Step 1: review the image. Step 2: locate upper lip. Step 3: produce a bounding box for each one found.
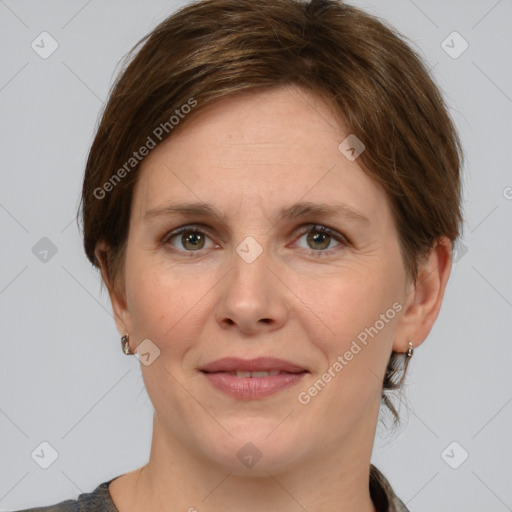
[199,357,308,373]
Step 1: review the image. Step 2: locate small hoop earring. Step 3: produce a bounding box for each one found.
[121,334,133,355]
[406,340,414,358]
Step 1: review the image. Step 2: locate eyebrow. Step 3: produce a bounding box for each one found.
[143,200,370,226]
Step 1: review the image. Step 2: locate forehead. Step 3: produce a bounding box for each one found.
[131,86,389,224]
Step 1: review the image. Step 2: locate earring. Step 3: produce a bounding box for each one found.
[121,334,133,355]
[406,340,414,358]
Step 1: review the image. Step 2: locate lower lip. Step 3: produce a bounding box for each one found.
[201,371,308,399]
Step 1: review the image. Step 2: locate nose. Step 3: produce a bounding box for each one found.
[214,243,290,336]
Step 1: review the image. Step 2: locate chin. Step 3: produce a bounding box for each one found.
[197,423,305,476]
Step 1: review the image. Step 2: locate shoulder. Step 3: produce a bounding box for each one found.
[7,479,118,512]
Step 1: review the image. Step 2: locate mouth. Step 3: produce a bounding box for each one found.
[199,357,309,399]
[206,369,298,378]
[199,356,308,374]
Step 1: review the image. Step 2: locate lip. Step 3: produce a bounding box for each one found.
[199,357,307,373]
[199,357,309,400]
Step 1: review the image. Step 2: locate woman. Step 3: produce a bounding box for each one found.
[14,0,462,510]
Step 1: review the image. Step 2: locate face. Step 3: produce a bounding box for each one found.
[109,86,413,475]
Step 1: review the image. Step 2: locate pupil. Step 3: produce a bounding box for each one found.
[308,231,330,250]
[183,232,204,250]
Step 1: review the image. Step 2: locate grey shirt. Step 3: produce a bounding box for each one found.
[11,465,409,512]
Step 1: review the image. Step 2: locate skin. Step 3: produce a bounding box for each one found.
[96,85,452,512]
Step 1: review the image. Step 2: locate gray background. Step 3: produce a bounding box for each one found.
[1,0,511,510]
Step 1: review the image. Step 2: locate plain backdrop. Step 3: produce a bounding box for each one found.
[1,1,511,511]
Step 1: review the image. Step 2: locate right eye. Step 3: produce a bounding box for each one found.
[162,225,219,256]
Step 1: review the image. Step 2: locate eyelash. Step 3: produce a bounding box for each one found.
[161,224,348,258]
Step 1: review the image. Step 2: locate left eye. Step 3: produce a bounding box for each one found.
[294,225,345,252]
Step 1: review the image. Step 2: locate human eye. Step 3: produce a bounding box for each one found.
[161,224,219,257]
[292,224,348,257]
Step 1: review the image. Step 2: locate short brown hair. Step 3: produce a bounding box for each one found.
[78,0,463,420]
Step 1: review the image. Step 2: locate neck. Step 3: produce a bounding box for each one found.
[114,412,378,512]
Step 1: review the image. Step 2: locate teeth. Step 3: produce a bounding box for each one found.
[233,370,281,378]
[252,371,269,378]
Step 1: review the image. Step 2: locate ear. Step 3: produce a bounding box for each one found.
[393,237,452,353]
[95,240,133,338]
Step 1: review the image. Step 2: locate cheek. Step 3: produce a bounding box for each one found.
[125,256,215,356]
[295,261,402,356]
[291,265,403,430]
[291,260,405,424]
